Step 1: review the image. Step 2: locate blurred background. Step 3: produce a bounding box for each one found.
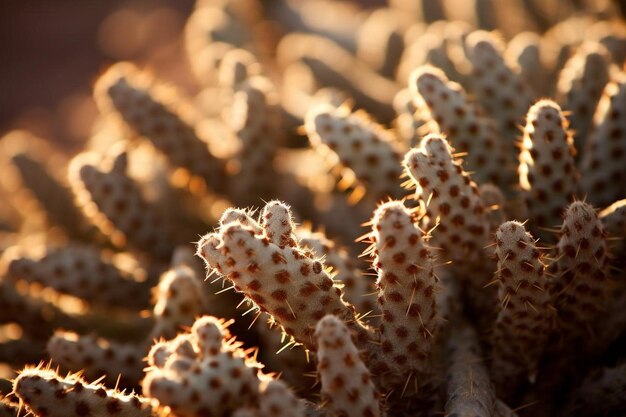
[0,1,196,151]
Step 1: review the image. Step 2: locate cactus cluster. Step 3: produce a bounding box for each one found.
[1,1,626,417]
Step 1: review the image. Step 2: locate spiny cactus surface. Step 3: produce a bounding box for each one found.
[1,1,626,417]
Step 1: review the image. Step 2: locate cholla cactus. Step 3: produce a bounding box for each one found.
[217,49,261,91]
[13,366,153,417]
[490,221,552,397]
[198,199,450,415]
[403,134,490,268]
[197,201,369,350]
[149,262,208,339]
[10,152,95,242]
[403,134,497,326]
[4,2,626,417]
[47,333,146,387]
[185,4,251,85]
[315,315,383,417]
[144,317,306,417]
[297,228,376,318]
[69,150,176,260]
[47,252,206,386]
[143,316,262,417]
[277,33,399,123]
[465,31,534,151]
[226,77,280,204]
[305,104,404,205]
[506,32,546,96]
[392,88,426,148]
[257,380,306,417]
[580,76,626,207]
[356,8,403,79]
[369,201,440,377]
[551,201,610,345]
[410,66,515,190]
[398,20,472,84]
[445,320,517,417]
[519,100,578,239]
[556,42,611,153]
[94,62,226,192]
[6,245,150,309]
[0,281,79,342]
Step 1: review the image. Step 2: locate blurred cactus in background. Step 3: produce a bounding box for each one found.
[0,1,626,416]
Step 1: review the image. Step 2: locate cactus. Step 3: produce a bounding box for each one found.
[490,221,553,397]
[465,31,534,152]
[3,2,626,417]
[69,150,177,260]
[0,396,18,417]
[305,104,405,205]
[356,9,404,79]
[5,245,151,309]
[144,314,308,417]
[556,42,611,154]
[197,201,369,350]
[392,88,426,147]
[47,252,206,386]
[445,320,518,417]
[410,66,515,190]
[519,100,578,240]
[277,33,399,123]
[479,183,507,233]
[297,228,376,318]
[403,134,496,327]
[506,32,546,96]
[94,63,227,192]
[0,280,80,342]
[580,76,626,207]
[600,199,626,267]
[403,134,491,270]
[143,316,262,417]
[315,315,383,417]
[551,201,611,347]
[13,366,154,417]
[9,150,96,242]
[401,20,472,86]
[369,201,440,377]
[225,77,280,204]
